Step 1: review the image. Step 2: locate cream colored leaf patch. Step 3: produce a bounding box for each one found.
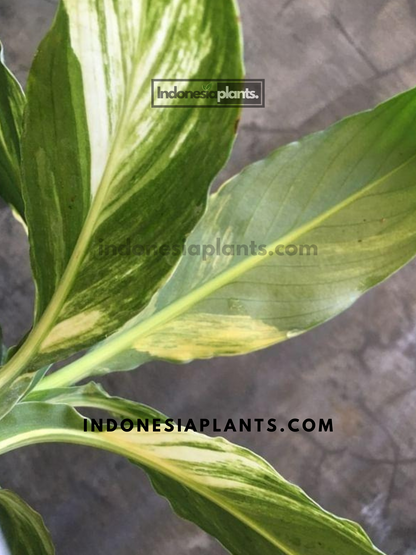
[40,310,103,353]
[136,314,286,362]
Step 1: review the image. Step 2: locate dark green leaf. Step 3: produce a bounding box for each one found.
[0,42,25,217]
[0,489,54,555]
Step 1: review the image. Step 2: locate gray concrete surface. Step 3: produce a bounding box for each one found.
[1,0,416,554]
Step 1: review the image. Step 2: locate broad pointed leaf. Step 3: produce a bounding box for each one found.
[0,489,54,555]
[1,396,384,555]
[18,0,243,370]
[44,86,416,384]
[0,42,25,218]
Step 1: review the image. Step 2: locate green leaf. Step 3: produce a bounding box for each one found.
[0,374,35,421]
[14,0,243,369]
[25,381,166,422]
[0,325,35,421]
[0,42,25,218]
[40,86,416,387]
[0,394,384,555]
[0,334,48,421]
[0,489,54,555]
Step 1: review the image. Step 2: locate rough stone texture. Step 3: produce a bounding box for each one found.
[1,1,416,554]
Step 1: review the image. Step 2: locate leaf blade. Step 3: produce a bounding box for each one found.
[19,0,243,366]
[0,395,384,555]
[47,86,416,382]
[0,489,54,555]
[0,42,25,217]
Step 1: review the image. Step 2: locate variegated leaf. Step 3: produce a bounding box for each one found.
[0,489,54,555]
[0,331,44,420]
[0,0,243,412]
[40,87,416,387]
[13,0,243,369]
[0,329,32,421]
[0,42,25,218]
[2,392,384,555]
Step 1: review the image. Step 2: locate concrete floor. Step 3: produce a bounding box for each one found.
[1,0,416,554]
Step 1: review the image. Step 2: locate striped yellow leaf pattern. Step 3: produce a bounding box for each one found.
[18,0,243,366]
[0,388,385,555]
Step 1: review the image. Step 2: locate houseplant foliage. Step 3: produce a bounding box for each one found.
[0,0,414,552]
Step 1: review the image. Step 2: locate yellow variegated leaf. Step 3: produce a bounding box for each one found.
[0,0,243,414]
[0,489,54,555]
[1,389,385,555]
[41,86,416,386]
